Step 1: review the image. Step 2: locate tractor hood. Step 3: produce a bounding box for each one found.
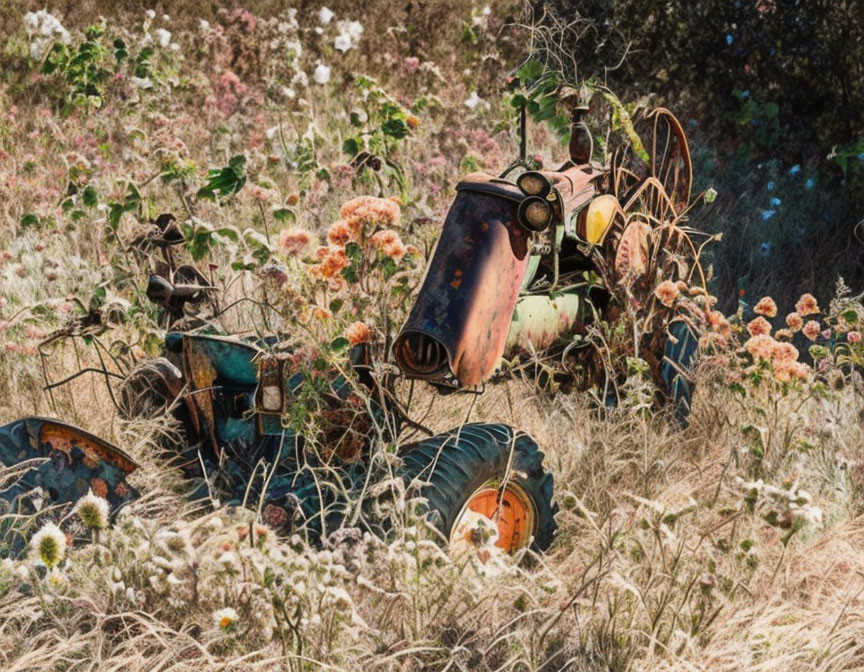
[394,174,531,388]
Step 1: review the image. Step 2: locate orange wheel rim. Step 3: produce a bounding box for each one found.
[451,482,536,553]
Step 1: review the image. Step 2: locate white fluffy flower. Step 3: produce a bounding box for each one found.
[199,19,210,31]
[318,7,334,24]
[464,91,482,109]
[74,490,110,530]
[23,10,70,60]
[292,70,309,88]
[337,19,363,42]
[154,28,172,48]
[281,86,295,99]
[146,9,156,19]
[30,522,66,567]
[313,63,331,85]
[334,33,352,52]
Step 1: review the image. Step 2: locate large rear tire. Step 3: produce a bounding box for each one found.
[118,357,184,420]
[660,319,699,426]
[399,423,558,553]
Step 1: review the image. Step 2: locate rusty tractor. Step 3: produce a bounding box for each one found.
[1,95,702,558]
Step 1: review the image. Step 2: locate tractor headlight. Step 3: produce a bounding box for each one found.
[256,356,284,413]
[516,171,552,198]
[576,194,620,245]
[517,196,553,232]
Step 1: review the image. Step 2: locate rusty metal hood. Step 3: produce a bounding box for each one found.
[394,174,531,387]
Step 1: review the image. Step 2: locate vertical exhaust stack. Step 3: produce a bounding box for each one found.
[393,176,532,388]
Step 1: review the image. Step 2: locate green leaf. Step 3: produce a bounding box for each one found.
[82,185,98,207]
[329,337,350,352]
[382,117,408,139]
[272,208,295,222]
[342,136,361,156]
[20,213,39,228]
[329,298,344,314]
[517,59,543,84]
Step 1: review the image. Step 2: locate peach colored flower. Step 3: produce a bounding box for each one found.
[654,280,679,307]
[699,332,727,349]
[345,321,372,346]
[311,247,349,279]
[795,293,820,316]
[848,331,862,344]
[771,341,799,362]
[745,334,776,360]
[278,228,312,256]
[339,196,401,234]
[327,219,356,246]
[785,312,803,331]
[802,320,820,341]
[754,296,778,318]
[747,316,772,337]
[773,359,810,383]
[775,328,793,340]
[313,307,332,320]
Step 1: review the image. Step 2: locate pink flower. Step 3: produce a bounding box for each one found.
[754,296,778,318]
[277,229,311,256]
[339,196,400,233]
[802,320,821,341]
[771,341,799,362]
[747,316,772,337]
[327,220,357,247]
[848,331,862,344]
[653,280,679,307]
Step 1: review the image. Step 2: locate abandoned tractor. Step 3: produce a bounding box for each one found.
[1,99,703,558]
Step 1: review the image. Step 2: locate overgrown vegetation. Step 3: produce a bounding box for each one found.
[2,3,864,671]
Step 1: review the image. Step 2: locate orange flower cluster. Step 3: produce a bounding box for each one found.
[744,332,809,382]
[754,296,778,317]
[310,246,349,279]
[785,312,803,331]
[747,316,772,337]
[339,196,401,232]
[802,320,821,341]
[370,229,408,260]
[345,321,372,345]
[795,293,820,316]
[326,219,356,246]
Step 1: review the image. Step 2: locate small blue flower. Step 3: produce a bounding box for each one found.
[688,119,697,127]
[751,118,760,127]
[789,164,801,176]
[858,152,864,161]
[726,34,734,45]
[766,181,775,191]
[761,210,776,221]
[805,177,815,189]
[760,241,772,257]
[769,197,782,207]
[741,90,750,99]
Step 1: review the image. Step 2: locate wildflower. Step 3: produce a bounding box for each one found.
[747,316,772,337]
[773,358,808,383]
[31,522,66,567]
[146,9,156,19]
[754,296,778,318]
[318,6,334,24]
[345,321,372,346]
[313,63,331,84]
[199,19,210,31]
[775,328,793,340]
[334,33,351,51]
[766,181,775,191]
[802,320,821,341]
[789,164,801,176]
[130,76,154,89]
[314,307,332,320]
[327,219,356,246]
[725,34,733,45]
[771,341,799,362]
[403,56,420,73]
[653,279,679,307]
[848,331,862,344]
[760,210,775,221]
[703,187,717,204]
[786,312,803,331]
[74,490,110,531]
[247,184,277,203]
[311,247,349,278]
[340,196,400,231]
[406,115,421,129]
[464,91,482,110]
[155,28,172,48]
[769,197,782,207]
[278,228,312,256]
[213,607,239,632]
[745,334,776,360]
[795,293,819,315]
[805,177,815,190]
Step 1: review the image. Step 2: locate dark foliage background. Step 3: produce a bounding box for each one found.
[536,0,864,310]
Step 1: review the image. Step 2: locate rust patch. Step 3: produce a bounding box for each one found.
[38,422,138,474]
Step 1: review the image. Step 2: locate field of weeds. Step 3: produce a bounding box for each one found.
[2,3,864,671]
